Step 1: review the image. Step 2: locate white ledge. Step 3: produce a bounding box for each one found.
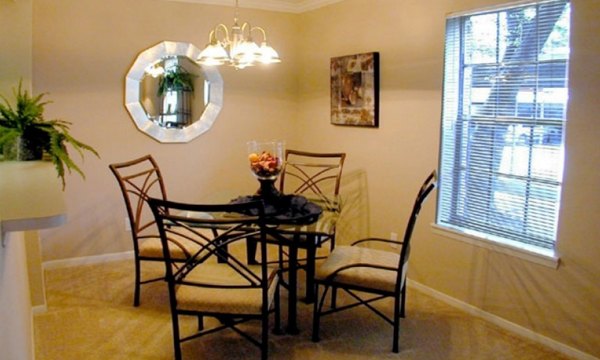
[1,214,67,233]
[0,161,67,236]
[431,223,560,269]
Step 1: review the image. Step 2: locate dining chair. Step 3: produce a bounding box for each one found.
[279,149,346,248]
[279,149,346,299]
[148,198,281,360]
[109,155,205,307]
[248,149,346,303]
[311,170,437,353]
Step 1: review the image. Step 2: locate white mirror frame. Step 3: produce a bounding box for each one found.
[125,41,223,143]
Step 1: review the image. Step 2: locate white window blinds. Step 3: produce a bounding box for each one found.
[437,0,570,250]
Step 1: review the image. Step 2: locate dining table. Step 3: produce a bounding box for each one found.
[183,191,336,335]
[229,193,324,334]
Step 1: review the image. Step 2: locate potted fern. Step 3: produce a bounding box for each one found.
[156,65,196,128]
[157,65,195,96]
[0,81,99,189]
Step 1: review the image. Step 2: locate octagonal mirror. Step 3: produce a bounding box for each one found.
[125,41,223,143]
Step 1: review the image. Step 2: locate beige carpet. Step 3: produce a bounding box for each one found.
[34,259,571,360]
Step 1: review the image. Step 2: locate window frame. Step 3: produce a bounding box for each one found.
[436,0,570,265]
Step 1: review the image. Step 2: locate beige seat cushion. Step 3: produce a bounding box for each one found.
[177,264,279,315]
[315,245,402,293]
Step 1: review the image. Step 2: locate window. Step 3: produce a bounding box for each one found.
[437,0,570,252]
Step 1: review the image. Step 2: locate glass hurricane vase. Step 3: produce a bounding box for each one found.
[247,140,285,202]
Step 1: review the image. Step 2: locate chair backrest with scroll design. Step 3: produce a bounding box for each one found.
[147,198,280,360]
[279,149,346,210]
[110,154,202,307]
[110,155,167,244]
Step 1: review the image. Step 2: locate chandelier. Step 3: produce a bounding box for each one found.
[197,0,281,70]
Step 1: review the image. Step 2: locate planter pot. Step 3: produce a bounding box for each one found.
[159,89,192,128]
[2,136,44,161]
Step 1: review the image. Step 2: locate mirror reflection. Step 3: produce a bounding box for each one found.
[141,56,207,129]
[125,41,223,143]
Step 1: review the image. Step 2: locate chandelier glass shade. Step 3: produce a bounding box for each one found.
[197,1,281,69]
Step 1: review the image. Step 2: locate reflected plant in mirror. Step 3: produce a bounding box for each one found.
[143,58,200,129]
[125,41,223,143]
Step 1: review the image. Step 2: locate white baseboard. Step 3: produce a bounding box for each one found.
[407,279,599,360]
[43,251,133,270]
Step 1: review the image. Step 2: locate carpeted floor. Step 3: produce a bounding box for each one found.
[34,259,571,360]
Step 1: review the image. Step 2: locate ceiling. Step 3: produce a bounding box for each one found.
[165,0,344,13]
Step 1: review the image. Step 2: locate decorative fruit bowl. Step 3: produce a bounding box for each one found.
[249,150,283,180]
[247,140,285,201]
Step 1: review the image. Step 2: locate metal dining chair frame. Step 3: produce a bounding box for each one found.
[312,170,437,353]
[278,150,346,299]
[247,149,346,304]
[109,155,205,306]
[148,198,281,360]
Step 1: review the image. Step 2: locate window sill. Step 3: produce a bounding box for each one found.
[431,224,560,269]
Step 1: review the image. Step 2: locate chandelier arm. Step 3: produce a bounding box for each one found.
[207,29,216,44]
[250,26,268,43]
[240,22,253,41]
[213,23,231,44]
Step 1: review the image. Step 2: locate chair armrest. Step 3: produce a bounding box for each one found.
[351,237,404,247]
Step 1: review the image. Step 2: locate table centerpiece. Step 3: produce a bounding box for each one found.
[247,140,285,202]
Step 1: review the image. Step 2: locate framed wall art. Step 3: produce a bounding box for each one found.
[330,52,379,127]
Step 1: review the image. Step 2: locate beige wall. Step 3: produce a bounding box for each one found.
[0,0,32,92]
[32,0,299,258]
[23,0,600,357]
[296,0,600,357]
[1,1,36,358]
